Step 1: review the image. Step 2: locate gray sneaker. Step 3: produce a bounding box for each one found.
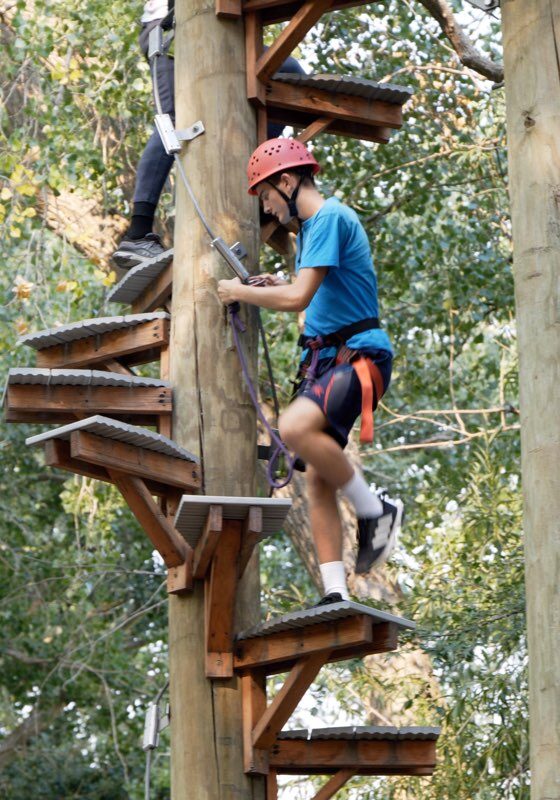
[112,233,165,269]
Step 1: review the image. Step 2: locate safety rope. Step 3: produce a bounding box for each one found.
[149,40,294,488]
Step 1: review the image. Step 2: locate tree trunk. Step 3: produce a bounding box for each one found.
[502,3,560,797]
[168,1,262,798]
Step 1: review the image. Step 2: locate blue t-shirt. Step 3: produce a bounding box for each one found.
[296,196,392,356]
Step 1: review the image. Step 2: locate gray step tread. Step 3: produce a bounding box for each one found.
[107,250,173,305]
[26,414,199,463]
[278,726,440,741]
[273,72,414,105]
[18,312,169,350]
[174,494,292,548]
[7,368,169,389]
[236,600,415,641]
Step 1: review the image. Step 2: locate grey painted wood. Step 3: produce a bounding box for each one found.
[107,249,173,305]
[19,312,169,350]
[174,495,291,547]
[277,726,440,741]
[273,73,413,105]
[26,414,199,463]
[7,368,169,388]
[236,599,415,641]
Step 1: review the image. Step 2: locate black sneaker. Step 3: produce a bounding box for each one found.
[355,493,403,574]
[112,233,165,269]
[313,592,344,607]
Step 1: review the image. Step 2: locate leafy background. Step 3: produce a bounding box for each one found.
[0,0,527,797]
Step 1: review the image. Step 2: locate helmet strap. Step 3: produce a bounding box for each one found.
[268,174,305,221]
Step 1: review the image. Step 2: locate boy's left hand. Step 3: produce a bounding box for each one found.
[217,277,241,305]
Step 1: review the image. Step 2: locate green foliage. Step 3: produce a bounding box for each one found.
[0,0,528,798]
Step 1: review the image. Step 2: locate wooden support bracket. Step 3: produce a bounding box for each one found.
[241,670,269,774]
[70,430,201,492]
[43,438,182,499]
[255,0,333,86]
[193,505,223,579]
[204,519,242,678]
[312,770,353,800]
[239,506,263,576]
[252,651,329,753]
[108,469,191,570]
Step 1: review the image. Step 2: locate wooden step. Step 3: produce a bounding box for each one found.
[107,250,173,313]
[235,600,414,674]
[173,495,292,677]
[26,415,199,576]
[18,312,170,369]
[220,0,365,25]
[269,726,439,790]
[4,368,171,425]
[267,73,413,144]
[26,415,200,495]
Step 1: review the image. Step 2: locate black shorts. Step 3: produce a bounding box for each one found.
[296,350,392,448]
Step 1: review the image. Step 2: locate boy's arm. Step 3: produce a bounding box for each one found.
[218,267,327,312]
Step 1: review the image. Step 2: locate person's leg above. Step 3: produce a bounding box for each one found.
[113,43,175,268]
[306,465,349,602]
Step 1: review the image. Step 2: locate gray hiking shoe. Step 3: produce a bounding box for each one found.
[112,233,165,269]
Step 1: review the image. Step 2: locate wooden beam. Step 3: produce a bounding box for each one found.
[108,470,191,568]
[241,670,269,774]
[131,261,173,314]
[215,0,242,18]
[255,0,334,85]
[266,81,403,130]
[4,384,172,421]
[167,559,194,595]
[69,430,201,492]
[35,318,170,369]
[43,438,180,497]
[205,519,242,678]
[246,12,265,106]
[297,117,332,143]
[193,505,223,579]
[266,770,278,800]
[97,359,136,376]
[270,737,438,775]
[312,770,353,800]
[242,0,362,25]
[239,506,263,576]
[235,619,398,674]
[252,652,328,751]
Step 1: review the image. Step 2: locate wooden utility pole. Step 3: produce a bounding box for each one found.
[168,0,262,797]
[502,3,560,796]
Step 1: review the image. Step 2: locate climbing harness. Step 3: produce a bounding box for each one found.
[148,25,295,488]
[297,318,385,444]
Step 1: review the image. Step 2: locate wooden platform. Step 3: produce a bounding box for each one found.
[4,368,171,425]
[107,249,173,312]
[18,312,170,370]
[235,600,414,674]
[267,73,412,144]
[26,415,200,494]
[271,726,439,776]
[174,494,292,548]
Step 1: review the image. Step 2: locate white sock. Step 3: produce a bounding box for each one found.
[340,468,383,517]
[319,561,349,600]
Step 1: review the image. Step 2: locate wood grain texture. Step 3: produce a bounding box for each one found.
[169,0,261,795]
[502,3,560,797]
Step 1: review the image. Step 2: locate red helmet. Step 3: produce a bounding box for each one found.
[247,138,320,195]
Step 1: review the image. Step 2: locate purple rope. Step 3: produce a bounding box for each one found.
[228,304,295,490]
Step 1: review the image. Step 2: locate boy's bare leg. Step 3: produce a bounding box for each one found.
[279,397,353,487]
[306,465,343,563]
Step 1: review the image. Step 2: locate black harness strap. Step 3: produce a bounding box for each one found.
[297,317,380,349]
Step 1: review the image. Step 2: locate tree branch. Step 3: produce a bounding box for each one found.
[418,0,504,83]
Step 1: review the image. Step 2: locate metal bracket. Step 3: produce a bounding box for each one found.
[155,115,205,155]
[231,242,248,261]
[464,0,499,11]
[142,702,170,751]
[211,237,251,282]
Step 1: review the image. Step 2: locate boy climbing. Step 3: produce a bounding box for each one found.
[217,138,403,604]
